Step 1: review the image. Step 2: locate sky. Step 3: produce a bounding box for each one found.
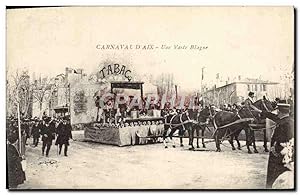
[6,6,294,90]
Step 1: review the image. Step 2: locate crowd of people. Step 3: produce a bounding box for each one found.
[7,91,294,189]
[95,95,205,125]
[6,115,73,188]
[95,92,294,126]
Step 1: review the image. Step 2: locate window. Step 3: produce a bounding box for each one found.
[255,84,257,91]
[263,84,266,91]
[247,84,250,91]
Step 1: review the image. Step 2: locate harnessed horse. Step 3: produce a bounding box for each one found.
[212,99,274,153]
[248,99,275,152]
[162,109,197,149]
[190,106,214,149]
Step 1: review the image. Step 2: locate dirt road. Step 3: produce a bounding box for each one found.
[18,131,269,189]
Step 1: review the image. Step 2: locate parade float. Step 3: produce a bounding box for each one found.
[68,64,165,146]
[83,81,164,146]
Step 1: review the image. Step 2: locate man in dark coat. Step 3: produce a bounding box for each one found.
[244,91,262,112]
[21,119,30,145]
[261,103,294,188]
[31,119,41,147]
[40,117,56,157]
[55,117,72,156]
[7,129,26,188]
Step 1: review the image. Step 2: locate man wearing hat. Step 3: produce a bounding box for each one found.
[7,129,26,188]
[31,118,41,147]
[244,91,262,112]
[55,116,72,156]
[260,102,294,188]
[21,119,30,145]
[40,117,56,157]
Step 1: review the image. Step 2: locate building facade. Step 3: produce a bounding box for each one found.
[203,79,280,107]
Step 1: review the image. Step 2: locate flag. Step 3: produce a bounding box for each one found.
[74,69,83,74]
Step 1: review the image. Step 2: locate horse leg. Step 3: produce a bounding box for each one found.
[179,129,184,147]
[235,135,241,150]
[188,126,195,150]
[263,129,269,152]
[169,128,176,148]
[252,131,258,153]
[163,126,169,148]
[196,127,200,148]
[245,128,252,154]
[214,130,221,152]
[229,134,236,150]
[202,127,206,148]
[96,108,99,122]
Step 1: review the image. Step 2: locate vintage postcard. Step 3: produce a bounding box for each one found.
[6,6,295,190]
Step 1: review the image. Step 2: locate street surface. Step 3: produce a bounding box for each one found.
[18,131,269,189]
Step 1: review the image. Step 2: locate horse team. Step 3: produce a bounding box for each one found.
[162,99,275,154]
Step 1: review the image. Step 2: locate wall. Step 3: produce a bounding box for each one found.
[204,82,281,107]
[218,84,237,106]
[70,82,102,125]
[267,83,289,100]
[236,83,280,101]
[203,84,237,107]
[56,87,68,107]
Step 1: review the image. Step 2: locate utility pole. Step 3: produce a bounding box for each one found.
[16,84,24,156]
[175,85,178,100]
[17,102,22,153]
[200,67,205,95]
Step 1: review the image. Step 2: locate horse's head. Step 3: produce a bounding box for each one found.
[184,109,198,121]
[239,99,275,122]
[198,106,213,123]
[254,99,275,112]
[238,106,260,122]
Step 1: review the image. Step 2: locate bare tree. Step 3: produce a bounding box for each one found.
[7,70,32,117]
[31,77,55,117]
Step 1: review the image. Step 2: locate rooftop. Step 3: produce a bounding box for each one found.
[205,78,279,93]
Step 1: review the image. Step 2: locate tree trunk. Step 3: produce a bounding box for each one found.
[39,102,43,117]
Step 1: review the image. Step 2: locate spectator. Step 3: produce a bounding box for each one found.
[31,119,41,147]
[7,130,26,188]
[55,117,73,157]
[40,117,55,157]
[260,103,294,188]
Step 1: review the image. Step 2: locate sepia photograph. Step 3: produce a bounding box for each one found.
[5,6,295,190]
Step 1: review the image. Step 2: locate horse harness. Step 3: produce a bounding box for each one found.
[164,111,194,131]
[261,100,271,112]
[211,107,255,140]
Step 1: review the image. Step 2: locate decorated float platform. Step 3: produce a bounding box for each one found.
[84,117,165,146]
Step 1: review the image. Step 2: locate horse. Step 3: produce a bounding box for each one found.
[212,99,274,153]
[247,98,275,152]
[191,106,214,148]
[212,108,252,153]
[232,99,274,153]
[162,109,198,149]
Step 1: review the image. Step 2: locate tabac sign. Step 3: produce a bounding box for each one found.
[98,64,133,81]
